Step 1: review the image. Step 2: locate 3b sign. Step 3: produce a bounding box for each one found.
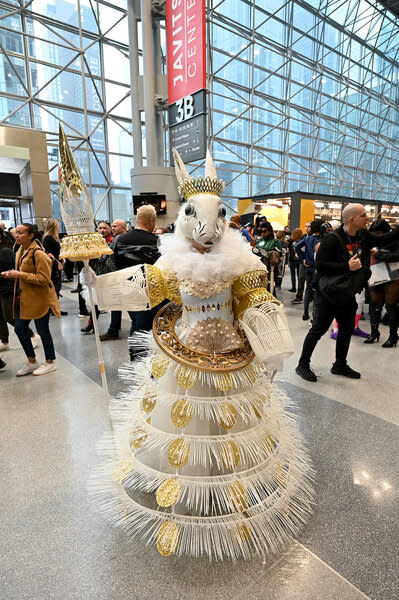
[175,95,194,123]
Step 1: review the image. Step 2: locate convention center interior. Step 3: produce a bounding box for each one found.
[1,0,399,599]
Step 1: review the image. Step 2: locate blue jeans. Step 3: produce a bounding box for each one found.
[14,309,56,361]
[304,266,315,315]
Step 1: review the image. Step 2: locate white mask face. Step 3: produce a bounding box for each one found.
[177,193,226,249]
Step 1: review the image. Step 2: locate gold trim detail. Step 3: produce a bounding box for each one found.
[167,438,190,468]
[179,277,233,299]
[59,232,113,262]
[220,441,240,470]
[153,303,254,373]
[156,478,182,508]
[183,299,232,313]
[146,265,182,307]
[232,270,269,298]
[156,521,179,556]
[228,481,249,513]
[234,289,279,319]
[171,399,193,428]
[219,402,238,430]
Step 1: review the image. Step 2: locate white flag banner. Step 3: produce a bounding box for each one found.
[95,265,150,311]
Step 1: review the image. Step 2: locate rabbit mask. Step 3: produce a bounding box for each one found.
[173,148,226,251]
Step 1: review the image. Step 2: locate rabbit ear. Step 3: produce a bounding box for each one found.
[205,148,217,179]
[172,147,190,185]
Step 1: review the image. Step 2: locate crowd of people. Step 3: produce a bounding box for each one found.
[1,203,399,380]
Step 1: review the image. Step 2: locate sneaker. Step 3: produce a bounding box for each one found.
[71,287,80,293]
[291,298,303,304]
[16,361,39,377]
[31,334,40,349]
[0,358,6,369]
[331,364,361,379]
[288,288,296,292]
[302,313,310,320]
[79,312,90,318]
[100,332,119,341]
[353,327,369,338]
[295,364,317,382]
[330,329,338,340]
[33,362,56,376]
[61,311,68,316]
[0,342,10,351]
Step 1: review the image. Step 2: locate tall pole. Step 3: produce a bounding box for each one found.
[128,0,143,168]
[141,0,157,167]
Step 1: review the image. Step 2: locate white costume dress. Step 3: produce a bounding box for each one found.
[90,229,313,560]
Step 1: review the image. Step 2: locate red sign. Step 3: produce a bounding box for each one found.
[166,0,206,105]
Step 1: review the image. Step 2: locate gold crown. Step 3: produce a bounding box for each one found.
[178,175,225,200]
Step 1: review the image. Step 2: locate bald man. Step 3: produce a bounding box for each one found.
[111,219,127,237]
[296,203,399,382]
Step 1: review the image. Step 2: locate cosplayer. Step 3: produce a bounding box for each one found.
[87,150,313,560]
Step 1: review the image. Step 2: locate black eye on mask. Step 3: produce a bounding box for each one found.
[219,206,226,218]
[185,204,195,216]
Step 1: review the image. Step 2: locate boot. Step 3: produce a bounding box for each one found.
[364,302,382,344]
[364,305,381,344]
[81,317,94,334]
[381,305,399,348]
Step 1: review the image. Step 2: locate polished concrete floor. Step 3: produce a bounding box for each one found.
[0,279,398,600]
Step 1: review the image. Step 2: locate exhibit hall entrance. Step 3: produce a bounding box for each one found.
[0,197,33,228]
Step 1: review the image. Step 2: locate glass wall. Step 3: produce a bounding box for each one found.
[206,0,399,209]
[1,0,398,217]
[0,0,132,222]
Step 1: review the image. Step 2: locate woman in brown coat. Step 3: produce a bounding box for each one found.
[0,223,60,376]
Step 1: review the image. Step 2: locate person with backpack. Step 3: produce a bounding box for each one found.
[0,223,60,376]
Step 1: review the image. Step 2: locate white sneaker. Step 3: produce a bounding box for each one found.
[0,342,10,351]
[31,334,41,349]
[16,361,39,377]
[33,362,56,376]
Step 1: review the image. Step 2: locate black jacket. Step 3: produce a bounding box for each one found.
[316,225,399,276]
[113,229,160,270]
[0,242,15,294]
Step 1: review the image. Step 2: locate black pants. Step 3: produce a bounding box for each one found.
[298,291,357,368]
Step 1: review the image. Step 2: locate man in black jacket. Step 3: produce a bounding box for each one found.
[296,203,399,382]
[100,205,160,341]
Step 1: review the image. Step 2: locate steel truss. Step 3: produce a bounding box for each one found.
[0,0,398,217]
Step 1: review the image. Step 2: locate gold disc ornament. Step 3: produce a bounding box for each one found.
[228,481,249,513]
[113,460,134,482]
[151,354,169,379]
[176,366,198,389]
[167,438,190,468]
[171,399,193,428]
[156,520,179,556]
[156,478,182,507]
[220,441,240,470]
[219,402,238,430]
[130,426,148,450]
[142,393,156,414]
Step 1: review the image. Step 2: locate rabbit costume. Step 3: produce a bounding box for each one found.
[89,150,313,560]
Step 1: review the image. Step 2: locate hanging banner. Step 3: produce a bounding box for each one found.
[166,0,207,106]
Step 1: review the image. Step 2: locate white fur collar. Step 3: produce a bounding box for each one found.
[159,228,263,282]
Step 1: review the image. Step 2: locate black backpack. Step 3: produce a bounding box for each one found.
[32,247,58,287]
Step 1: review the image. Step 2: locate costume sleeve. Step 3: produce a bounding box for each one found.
[19,251,52,286]
[95,264,181,311]
[232,269,279,319]
[316,235,349,275]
